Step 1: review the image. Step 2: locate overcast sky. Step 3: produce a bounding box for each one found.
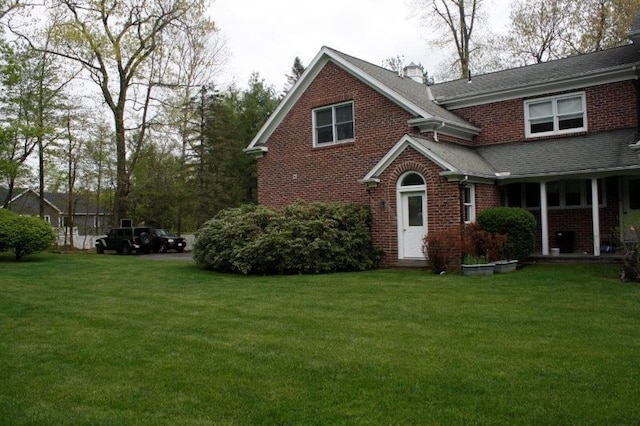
[208,0,512,92]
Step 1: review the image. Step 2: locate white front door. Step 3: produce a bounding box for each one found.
[400,191,427,258]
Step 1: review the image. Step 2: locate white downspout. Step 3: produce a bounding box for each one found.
[591,178,601,256]
[433,121,445,142]
[540,182,549,256]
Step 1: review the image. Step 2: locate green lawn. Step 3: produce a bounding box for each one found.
[1,253,639,425]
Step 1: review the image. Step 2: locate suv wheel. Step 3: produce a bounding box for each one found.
[121,243,132,255]
[139,232,151,246]
[159,242,168,253]
[96,243,105,254]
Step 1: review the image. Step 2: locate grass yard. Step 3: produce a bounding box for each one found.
[1,253,639,425]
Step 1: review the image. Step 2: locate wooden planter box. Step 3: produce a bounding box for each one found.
[494,260,518,273]
[462,263,495,276]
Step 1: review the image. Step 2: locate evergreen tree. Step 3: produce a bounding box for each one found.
[284,56,305,93]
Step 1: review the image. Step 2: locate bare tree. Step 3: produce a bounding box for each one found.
[161,18,226,233]
[502,0,570,65]
[563,0,640,54]
[499,0,640,68]
[413,0,484,79]
[283,56,305,93]
[38,0,217,226]
[0,0,23,22]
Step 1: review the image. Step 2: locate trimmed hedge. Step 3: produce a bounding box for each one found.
[193,202,383,275]
[476,207,536,261]
[0,209,56,260]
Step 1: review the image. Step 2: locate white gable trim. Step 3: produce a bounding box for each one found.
[245,51,327,151]
[359,134,456,187]
[325,50,435,119]
[246,47,437,151]
[25,189,62,213]
[6,188,62,213]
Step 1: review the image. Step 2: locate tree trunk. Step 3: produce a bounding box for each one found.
[112,101,129,228]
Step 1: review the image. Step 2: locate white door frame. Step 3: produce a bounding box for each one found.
[397,172,427,259]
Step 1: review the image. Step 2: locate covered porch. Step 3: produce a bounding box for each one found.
[475,128,640,258]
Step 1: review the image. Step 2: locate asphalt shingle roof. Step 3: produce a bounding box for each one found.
[477,128,640,178]
[329,45,640,178]
[412,137,495,177]
[328,48,476,128]
[403,129,640,179]
[0,188,109,214]
[430,44,640,102]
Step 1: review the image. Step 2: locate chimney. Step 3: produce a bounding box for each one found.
[403,62,424,84]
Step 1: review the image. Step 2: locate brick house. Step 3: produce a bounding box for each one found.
[246,25,640,267]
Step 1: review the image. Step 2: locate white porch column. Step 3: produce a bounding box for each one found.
[591,178,601,256]
[540,182,549,256]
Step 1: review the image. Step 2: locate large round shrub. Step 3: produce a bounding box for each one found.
[0,210,55,260]
[476,207,536,261]
[0,208,16,253]
[193,202,383,274]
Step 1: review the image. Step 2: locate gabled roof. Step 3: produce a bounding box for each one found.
[430,44,640,108]
[246,46,480,151]
[361,135,496,186]
[328,49,477,130]
[361,129,640,185]
[0,188,61,213]
[0,187,110,214]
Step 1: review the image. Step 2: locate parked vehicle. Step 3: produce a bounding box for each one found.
[150,229,186,253]
[95,227,153,255]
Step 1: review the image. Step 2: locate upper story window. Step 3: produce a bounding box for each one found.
[313,102,354,146]
[525,93,586,137]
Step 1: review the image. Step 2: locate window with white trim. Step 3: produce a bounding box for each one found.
[313,102,354,146]
[525,93,586,137]
[462,184,476,223]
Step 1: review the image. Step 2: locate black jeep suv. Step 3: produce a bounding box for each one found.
[95,227,153,255]
[150,229,186,253]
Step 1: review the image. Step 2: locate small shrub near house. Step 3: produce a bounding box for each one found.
[476,207,536,261]
[0,209,56,260]
[461,222,507,263]
[422,227,461,273]
[193,202,383,275]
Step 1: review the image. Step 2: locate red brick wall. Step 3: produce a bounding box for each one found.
[453,80,638,146]
[256,60,634,264]
[257,61,421,209]
[367,148,462,263]
[257,62,497,265]
[476,184,501,214]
